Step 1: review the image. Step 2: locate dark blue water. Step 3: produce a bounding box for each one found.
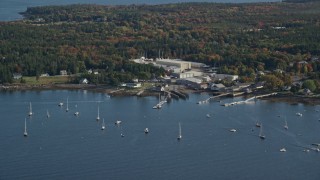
[0,0,280,21]
[0,90,319,179]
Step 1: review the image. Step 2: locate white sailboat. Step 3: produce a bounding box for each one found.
[46,109,50,118]
[96,105,100,121]
[255,121,261,128]
[120,125,124,137]
[28,102,33,116]
[74,104,79,116]
[101,118,105,130]
[24,118,28,137]
[66,97,69,112]
[259,123,266,140]
[280,148,286,152]
[177,122,182,140]
[144,128,149,134]
[284,119,288,130]
[115,120,122,125]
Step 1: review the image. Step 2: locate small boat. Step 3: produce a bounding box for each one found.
[28,102,33,116]
[58,102,63,107]
[144,128,149,134]
[259,124,266,140]
[311,147,320,152]
[284,120,288,130]
[23,118,28,137]
[120,126,124,137]
[153,104,161,109]
[115,120,122,125]
[280,148,286,152]
[296,112,302,117]
[177,122,182,140]
[96,105,100,121]
[303,149,310,153]
[206,114,211,118]
[153,94,162,109]
[46,109,50,118]
[229,129,237,132]
[255,121,261,128]
[66,97,69,112]
[74,104,79,116]
[101,118,105,130]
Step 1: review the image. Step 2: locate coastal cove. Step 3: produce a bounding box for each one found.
[0,90,320,179]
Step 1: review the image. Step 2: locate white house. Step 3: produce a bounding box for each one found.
[60,70,67,76]
[13,73,22,79]
[79,78,89,84]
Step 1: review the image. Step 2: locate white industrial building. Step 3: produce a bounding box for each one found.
[155,59,191,73]
[210,74,239,81]
[172,70,203,79]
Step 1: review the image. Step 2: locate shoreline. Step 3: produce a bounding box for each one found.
[1,83,320,105]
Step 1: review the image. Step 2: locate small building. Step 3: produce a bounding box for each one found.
[177,77,205,89]
[210,74,238,81]
[132,79,139,83]
[126,83,142,88]
[79,78,89,84]
[13,73,22,79]
[210,83,225,91]
[60,70,67,76]
[93,70,99,75]
[40,73,50,77]
[202,76,212,82]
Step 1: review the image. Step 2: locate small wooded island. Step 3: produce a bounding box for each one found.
[1,1,320,102]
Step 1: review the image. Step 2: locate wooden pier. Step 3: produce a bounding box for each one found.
[222,92,277,107]
[197,93,229,104]
[153,92,170,109]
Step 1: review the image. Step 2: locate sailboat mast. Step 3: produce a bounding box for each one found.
[179,123,181,136]
[66,97,69,112]
[25,118,27,132]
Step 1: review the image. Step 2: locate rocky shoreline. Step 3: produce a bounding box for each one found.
[1,84,320,105]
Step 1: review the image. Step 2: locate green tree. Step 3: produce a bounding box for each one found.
[302,80,317,92]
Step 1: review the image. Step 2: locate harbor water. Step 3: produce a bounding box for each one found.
[0,90,319,179]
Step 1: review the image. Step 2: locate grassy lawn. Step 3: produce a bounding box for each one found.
[15,76,71,85]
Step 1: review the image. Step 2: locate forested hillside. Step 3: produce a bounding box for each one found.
[1,2,320,84]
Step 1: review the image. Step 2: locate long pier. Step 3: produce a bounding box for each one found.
[197,93,229,104]
[153,92,170,109]
[222,92,277,107]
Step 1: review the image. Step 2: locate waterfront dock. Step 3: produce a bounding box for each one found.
[197,93,229,104]
[153,92,170,109]
[222,93,277,106]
